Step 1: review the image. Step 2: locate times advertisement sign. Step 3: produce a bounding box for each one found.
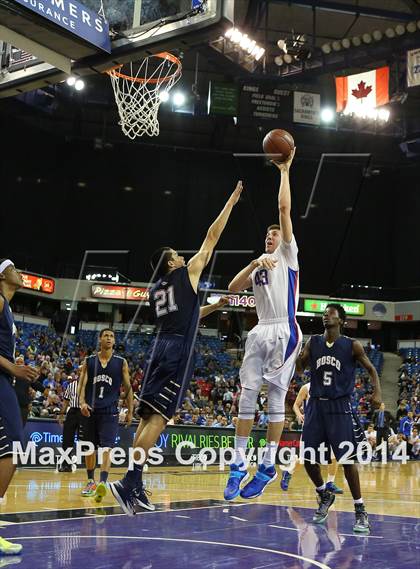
[91,284,150,302]
[21,272,55,294]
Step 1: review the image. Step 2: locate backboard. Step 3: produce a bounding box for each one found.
[0,0,233,98]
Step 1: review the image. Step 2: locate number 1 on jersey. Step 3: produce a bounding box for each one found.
[98,386,105,399]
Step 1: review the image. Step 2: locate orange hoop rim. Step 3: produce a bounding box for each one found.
[105,52,181,85]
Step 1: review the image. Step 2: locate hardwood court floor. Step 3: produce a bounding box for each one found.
[1,461,418,518]
[0,463,418,569]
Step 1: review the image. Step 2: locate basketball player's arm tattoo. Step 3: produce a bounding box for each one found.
[122,360,134,419]
[188,181,243,291]
[295,338,311,374]
[352,341,382,405]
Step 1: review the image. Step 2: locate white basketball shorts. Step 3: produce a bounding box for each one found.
[239,317,302,391]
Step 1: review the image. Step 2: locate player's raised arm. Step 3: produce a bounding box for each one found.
[352,340,382,408]
[199,296,230,320]
[228,256,278,293]
[187,181,243,292]
[272,148,295,244]
[295,337,311,375]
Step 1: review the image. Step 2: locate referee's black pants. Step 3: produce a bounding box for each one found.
[63,408,82,456]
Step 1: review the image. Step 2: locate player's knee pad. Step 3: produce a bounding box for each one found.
[267,383,286,423]
[238,387,259,420]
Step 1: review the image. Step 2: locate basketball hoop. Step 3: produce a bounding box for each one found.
[105,52,182,139]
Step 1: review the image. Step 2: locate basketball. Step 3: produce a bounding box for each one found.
[263,129,295,162]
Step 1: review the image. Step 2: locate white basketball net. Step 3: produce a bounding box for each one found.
[107,53,182,139]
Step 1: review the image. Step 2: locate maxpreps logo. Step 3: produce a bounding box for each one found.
[29,431,63,446]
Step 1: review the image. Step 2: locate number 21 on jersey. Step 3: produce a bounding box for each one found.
[154,285,178,317]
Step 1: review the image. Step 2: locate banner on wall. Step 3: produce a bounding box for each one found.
[407,48,420,87]
[21,273,55,294]
[335,66,389,113]
[91,285,149,302]
[293,91,320,125]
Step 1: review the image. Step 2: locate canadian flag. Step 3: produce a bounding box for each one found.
[335,67,389,113]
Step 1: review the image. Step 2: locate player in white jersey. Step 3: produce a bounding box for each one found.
[224,149,303,500]
[280,382,343,494]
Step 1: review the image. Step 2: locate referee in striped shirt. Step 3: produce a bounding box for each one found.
[57,375,81,473]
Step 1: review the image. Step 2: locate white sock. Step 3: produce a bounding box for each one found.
[234,436,249,468]
[354,498,364,505]
[316,484,326,492]
[327,474,335,483]
[286,454,299,474]
[262,442,278,468]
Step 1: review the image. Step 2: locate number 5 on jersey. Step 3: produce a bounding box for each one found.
[323,371,333,386]
[154,285,178,317]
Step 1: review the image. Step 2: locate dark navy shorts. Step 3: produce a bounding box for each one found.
[301,396,366,464]
[79,405,119,449]
[0,374,24,459]
[139,334,196,422]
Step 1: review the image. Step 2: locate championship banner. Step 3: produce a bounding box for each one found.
[407,48,420,88]
[335,67,389,113]
[293,91,320,125]
[21,273,55,294]
[91,284,149,302]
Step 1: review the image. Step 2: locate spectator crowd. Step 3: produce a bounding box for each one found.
[12,323,420,458]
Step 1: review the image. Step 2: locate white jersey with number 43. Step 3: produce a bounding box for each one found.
[251,235,300,321]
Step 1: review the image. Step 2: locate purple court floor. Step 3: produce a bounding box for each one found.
[0,501,418,568]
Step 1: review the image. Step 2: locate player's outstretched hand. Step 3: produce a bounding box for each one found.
[81,403,92,417]
[271,147,296,171]
[13,363,39,381]
[252,257,278,271]
[216,296,231,308]
[229,180,243,205]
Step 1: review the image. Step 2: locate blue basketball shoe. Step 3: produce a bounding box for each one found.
[280,470,292,491]
[224,464,250,501]
[326,481,344,494]
[109,480,137,516]
[240,465,277,499]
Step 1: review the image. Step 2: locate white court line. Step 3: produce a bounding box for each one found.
[339,533,383,539]
[1,504,230,526]
[175,515,191,519]
[269,524,383,539]
[9,535,332,569]
[269,525,299,532]
[230,516,248,522]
